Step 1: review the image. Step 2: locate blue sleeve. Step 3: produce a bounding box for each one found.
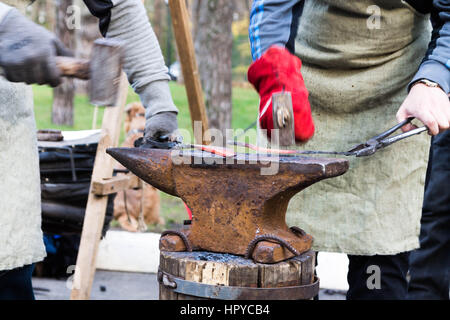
[409,0,450,93]
[249,0,303,61]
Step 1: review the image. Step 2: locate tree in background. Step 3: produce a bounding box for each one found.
[147,0,176,69]
[52,0,76,126]
[191,0,234,134]
[27,0,252,130]
[74,0,101,95]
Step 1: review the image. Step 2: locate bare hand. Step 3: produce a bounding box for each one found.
[396,83,450,135]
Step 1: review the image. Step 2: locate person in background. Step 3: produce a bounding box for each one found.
[0,0,178,299]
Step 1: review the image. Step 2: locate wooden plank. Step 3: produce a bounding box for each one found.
[258,258,302,288]
[159,251,181,300]
[296,250,315,285]
[159,252,170,300]
[70,72,129,300]
[91,174,142,196]
[168,0,209,145]
[175,255,193,300]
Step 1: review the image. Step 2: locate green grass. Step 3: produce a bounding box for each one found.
[34,82,259,142]
[33,82,259,230]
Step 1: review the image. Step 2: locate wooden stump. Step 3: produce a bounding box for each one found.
[159,250,317,300]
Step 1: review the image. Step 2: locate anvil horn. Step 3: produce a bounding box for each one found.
[106,147,178,196]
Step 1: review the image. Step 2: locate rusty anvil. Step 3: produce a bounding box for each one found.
[107,147,349,263]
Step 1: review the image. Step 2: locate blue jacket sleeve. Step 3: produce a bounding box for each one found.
[249,0,303,60]
[409,0,450,93]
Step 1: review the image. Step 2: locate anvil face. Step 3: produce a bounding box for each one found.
[107,147,349,263]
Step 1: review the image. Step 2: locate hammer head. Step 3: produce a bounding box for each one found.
[89,38,123,107]
[272,92,295,146]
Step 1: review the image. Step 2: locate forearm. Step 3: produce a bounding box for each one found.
[83,0,177,116]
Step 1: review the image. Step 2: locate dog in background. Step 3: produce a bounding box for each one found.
[113,102,164,232]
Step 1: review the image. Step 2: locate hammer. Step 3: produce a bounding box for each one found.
[55,38,122,106]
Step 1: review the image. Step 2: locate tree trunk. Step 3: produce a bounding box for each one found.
[74,0,101,95]
[152,0,164,41]
[52,0,75,126]
[192,0,234,136]
[46,0,56,31]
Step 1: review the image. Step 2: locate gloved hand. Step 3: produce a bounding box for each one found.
[247,45,314,142]
[144,111,179,143]
[0,9,72,87]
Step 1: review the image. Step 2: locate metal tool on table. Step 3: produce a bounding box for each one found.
[230,117,428,157]
[54,38,123,106]
[106,146,349,264]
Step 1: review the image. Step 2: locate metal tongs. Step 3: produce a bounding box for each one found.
[346,117,428,157]
[228,117,428,158]
[136,118,428,159]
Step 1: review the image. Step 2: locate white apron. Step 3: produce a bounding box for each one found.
[0,0,46,270]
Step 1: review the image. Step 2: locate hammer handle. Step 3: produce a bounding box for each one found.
[55,56,90,80]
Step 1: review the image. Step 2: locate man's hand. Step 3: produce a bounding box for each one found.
[144,111,179,142]
[0,9,72,87]
[397,83,450,135]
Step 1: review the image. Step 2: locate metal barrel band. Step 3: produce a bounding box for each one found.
[160,230,193,252]
[158,269,177,289]
[245,234,300,259]
[158,268,319,300]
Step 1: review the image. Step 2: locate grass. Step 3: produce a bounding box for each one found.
[33,82,259,230]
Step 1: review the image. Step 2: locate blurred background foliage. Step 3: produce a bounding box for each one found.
[26,0,257,230]
[26,0,253,82]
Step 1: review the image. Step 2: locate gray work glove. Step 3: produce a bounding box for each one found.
[0,9,72,87]
[137,111,180,148]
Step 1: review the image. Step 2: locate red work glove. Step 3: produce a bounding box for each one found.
[247,46,314,142]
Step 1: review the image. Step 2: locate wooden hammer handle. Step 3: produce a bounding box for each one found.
[55,56,90,80]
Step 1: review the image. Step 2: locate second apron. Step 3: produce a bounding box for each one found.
[283,0,431,255]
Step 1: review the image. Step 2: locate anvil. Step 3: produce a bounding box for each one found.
[107,147,349,263]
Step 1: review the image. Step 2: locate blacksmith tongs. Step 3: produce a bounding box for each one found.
[228,117,428,158]
[346,117,428,157]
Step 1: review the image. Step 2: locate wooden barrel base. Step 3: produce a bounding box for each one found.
[159,250,317,300]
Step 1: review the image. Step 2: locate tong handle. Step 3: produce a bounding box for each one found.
[371,117,414,142]
[379,125,428,148]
